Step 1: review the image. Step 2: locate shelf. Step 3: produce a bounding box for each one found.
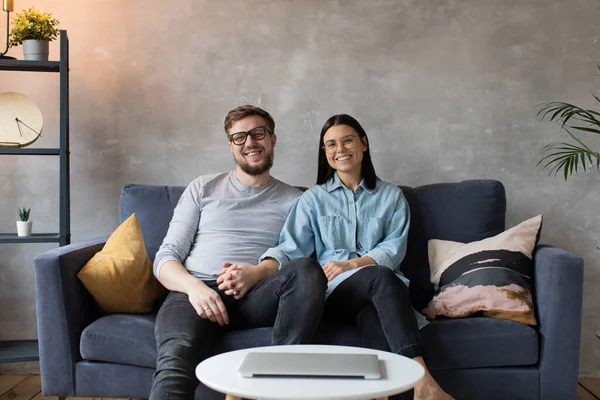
[0,59,60,72]
[0,233,60,243]
[0,148,60,155]
[0,340,39,363]
[0,31,69,365]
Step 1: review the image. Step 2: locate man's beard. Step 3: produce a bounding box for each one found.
[234,149,274,176]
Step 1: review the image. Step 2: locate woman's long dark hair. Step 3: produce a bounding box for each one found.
[316,114,379,190]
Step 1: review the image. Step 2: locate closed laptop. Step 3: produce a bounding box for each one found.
[238,352,381,379]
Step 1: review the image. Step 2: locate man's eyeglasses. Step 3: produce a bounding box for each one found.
[228,126,272,146]
[322,135,360,154]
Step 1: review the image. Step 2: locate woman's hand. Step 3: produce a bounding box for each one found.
[322,256,378,282]
[322,260,354,282]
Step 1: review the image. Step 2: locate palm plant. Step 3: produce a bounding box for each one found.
[536,72,600,181]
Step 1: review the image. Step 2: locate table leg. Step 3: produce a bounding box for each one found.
[375,397,388,400]
[225,395,242,400]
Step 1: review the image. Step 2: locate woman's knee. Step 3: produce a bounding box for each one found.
[358,266,408,293]
[360,265,397,281]
[286,257,325,277]
[282,257,327,289]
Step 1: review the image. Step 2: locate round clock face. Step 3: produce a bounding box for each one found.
[0,92,44,148]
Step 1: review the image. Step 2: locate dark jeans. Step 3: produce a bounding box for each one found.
[324,265,422,359]
[149,257,327,400]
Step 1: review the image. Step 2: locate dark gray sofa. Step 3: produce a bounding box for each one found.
[34,179,584,400]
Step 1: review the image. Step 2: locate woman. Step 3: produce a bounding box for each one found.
[260,114,453,400]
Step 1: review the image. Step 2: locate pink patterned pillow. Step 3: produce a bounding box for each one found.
[423,215,542,325]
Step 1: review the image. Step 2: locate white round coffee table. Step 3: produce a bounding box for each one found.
[196,344,424,400]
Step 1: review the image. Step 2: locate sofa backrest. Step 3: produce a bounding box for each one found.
[399,180,506,309]
[120,184,186,263]
[120,179,506,309]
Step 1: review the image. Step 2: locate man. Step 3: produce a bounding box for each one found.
[149,105,326,400]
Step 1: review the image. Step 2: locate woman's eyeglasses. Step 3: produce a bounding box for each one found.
[228,126,271,146]
[322,135,360,154]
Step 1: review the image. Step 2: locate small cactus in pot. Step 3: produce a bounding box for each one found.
[16,207,32,236]
[17,207,30,221]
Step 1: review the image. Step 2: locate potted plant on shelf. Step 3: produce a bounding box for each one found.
[536,66,600,180]
[8,6,60,61]
[16,206,32,237]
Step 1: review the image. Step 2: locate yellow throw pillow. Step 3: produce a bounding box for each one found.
[78,213,167,314]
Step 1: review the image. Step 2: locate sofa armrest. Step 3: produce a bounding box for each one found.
[34,237,107,396]
[534,244,584,400]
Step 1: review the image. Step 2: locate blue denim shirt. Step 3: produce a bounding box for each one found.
[261,173,411,297]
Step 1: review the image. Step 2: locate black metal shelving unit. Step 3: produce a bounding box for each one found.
[0,30,70,363]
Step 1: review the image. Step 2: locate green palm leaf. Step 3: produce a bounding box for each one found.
[570,126,600,135]
[536,102,600,127]
[537,139,600,180]
[536,82,600,180]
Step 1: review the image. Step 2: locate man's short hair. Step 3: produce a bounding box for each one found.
[224,105,275,134]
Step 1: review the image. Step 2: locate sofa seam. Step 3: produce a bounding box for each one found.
[82,330,156,352]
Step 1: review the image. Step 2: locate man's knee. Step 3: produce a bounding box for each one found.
[155,317,217,360]
[154,336,201,374]
[157,335,195,358]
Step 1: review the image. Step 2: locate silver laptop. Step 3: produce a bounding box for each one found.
[238,352,381,379]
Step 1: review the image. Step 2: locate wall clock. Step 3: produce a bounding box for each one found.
[0,92,43,148]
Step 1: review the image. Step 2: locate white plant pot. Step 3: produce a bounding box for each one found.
[22,40,49,61]
[16,220,32,236]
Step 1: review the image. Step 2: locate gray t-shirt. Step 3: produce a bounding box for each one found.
[153,171,302,280]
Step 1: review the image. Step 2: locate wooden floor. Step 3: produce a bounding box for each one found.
[580,378,600,400]
[0,374,598,399]
[0,374,141,400]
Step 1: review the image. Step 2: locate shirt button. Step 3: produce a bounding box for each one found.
[350,201,354,205]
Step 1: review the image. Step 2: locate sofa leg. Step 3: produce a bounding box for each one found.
[58,397,66,400]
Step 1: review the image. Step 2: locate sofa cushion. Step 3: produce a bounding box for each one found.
[81,313,158,368]
[80,315,363,369]
[421,318,538,370]
[399,180,507,310]
[80,316,362,369]
[120,184,185,262]
[77,214,167,314]
[81,313,536,370]
[424,215,542,325]
[80,313,280,369]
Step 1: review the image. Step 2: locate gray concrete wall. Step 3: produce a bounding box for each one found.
[0,0,599,375]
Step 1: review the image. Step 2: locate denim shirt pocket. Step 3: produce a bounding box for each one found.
[317,215,344,250]
[359,217,387,250]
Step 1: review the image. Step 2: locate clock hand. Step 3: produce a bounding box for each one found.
[15,117,42,139]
